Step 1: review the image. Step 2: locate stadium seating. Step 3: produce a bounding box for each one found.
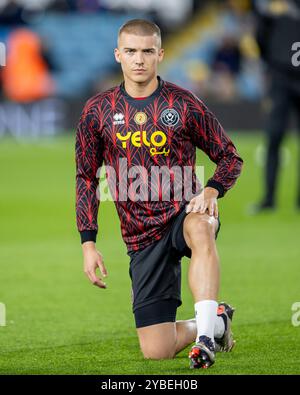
[161,6,264,101]
[30,12,143,97]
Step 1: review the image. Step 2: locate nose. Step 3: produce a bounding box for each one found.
[134,51,144,65]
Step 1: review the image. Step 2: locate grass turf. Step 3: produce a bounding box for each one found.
[0,132,299,375]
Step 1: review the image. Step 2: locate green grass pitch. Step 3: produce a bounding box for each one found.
[0,132,299,375]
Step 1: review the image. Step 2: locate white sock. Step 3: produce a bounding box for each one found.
[194,300,218,344]
[214,315,225,339]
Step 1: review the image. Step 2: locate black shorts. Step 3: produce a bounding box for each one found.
[127,207,221,328]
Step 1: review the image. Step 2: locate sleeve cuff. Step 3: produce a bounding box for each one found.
[205,179,225,199]
[80,230,97,244]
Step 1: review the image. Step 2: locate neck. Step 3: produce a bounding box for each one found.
[124,75,159,98]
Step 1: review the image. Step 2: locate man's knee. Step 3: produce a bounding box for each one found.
[137,322,177,360]
[184,213,216,249]
[141,344,176,360]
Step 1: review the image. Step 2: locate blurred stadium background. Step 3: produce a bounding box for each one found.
[0,0,300,374]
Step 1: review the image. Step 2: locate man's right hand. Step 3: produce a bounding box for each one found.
[82,242,108,289]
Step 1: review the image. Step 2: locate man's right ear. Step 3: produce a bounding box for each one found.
[114,48,121,63]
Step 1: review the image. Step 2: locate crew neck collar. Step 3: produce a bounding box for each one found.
[120,76,163,102]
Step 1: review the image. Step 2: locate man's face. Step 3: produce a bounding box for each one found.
[114,32,164,84]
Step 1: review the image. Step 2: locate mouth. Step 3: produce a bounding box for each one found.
[133,69,146,72]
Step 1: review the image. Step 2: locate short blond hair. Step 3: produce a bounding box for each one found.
[118,19,161,48]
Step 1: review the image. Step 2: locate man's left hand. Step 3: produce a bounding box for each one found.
[186,187,219,218]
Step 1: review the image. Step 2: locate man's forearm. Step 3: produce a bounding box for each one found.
[82,240,97,252]
[205,180,224,199]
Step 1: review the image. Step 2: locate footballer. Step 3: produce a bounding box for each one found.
[75,19,243,369]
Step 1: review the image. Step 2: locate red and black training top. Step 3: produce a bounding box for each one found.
[75,77,243,252]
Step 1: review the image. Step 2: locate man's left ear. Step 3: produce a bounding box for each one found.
[159,48,164,62]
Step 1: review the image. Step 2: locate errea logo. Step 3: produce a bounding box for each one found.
[113,113,125,125]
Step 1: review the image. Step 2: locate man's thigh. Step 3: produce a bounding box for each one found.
[128,234,182,315]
